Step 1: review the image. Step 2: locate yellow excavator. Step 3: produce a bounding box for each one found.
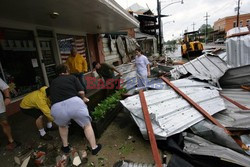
[181,31,203,59]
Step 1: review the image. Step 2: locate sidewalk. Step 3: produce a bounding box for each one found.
[0,111,153,166]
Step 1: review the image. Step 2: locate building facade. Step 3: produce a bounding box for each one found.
[0,0,139,115]
[214,13,250,32]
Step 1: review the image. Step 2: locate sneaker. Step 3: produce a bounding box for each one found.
[40,133,53,141]
[61,145,72,154]
[45,126,57,132]
[92,144,102,155]
[6,140,21,150]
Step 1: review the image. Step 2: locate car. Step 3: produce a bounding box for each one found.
[215,38,225,44]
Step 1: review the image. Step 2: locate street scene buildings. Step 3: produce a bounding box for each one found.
[0,0,250,166]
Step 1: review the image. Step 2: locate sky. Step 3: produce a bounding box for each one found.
[115,0,250,41]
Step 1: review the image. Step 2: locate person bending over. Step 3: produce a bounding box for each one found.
[50,64,101,155]
[20,86,55,140]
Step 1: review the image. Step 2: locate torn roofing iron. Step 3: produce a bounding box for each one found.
[183,133,250,167]
[170,54,228,85]
[115,63,137,90]
[121,79,226,139]
[219,65,250,88]
[211,88,250,130]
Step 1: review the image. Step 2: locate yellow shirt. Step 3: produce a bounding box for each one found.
[20,86,53,122]
[66,54,88,73]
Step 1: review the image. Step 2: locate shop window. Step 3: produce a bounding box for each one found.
[0,28,44,98]
[57,34,91,72]
[240,21,243,27]
[233,21,236,27]
[247,20,250,27]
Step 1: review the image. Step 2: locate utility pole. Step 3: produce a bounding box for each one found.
[157,0,162,55]
[191,22,195,31]
[236,0,240,27]
[204,12,210,44]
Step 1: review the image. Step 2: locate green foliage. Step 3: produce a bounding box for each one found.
[92,88,127,121]
[199,24,214,34]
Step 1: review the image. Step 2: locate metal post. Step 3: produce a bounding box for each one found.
[236,0,240,27]
[157,0,162,55]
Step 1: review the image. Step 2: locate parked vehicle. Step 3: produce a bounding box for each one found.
[215,38,225,44]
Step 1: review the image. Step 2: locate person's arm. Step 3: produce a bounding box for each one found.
[112,67,122,76]
[144,57,151,77]
[37,100,54,122]
[82,57,88,73]
[74,76,89,102]
[147,64,151,76]
[3,88,11,106]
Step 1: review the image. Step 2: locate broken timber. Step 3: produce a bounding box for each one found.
[220,93,250,110]
[139,90,162,167]
[160,76,250,151]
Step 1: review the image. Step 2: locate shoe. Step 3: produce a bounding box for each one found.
[6,140,21,150]
[92,144,102,155]
[40,133,53,141]
[61,145,72,154]
[45,126,57,132]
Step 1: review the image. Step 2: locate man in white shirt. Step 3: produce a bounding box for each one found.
[0,78,21,150]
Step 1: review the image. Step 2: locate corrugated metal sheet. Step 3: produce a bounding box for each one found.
[210,88,250,130]
[226,29,250,67]
[219,65,250,88]
[102,38,120,65]
[114,63,137,90]
[121,79,226,139]
[170,55,228,85]
[183,133,250,167]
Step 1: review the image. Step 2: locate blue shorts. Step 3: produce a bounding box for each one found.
[51,96,91,127]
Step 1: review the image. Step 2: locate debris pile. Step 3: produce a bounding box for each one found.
[120,41,250,166]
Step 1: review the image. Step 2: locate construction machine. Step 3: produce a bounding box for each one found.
[181,31,203,59]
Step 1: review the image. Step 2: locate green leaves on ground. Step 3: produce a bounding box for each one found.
[92,88,127,121]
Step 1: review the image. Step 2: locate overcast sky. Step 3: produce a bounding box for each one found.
[115,0,250,41]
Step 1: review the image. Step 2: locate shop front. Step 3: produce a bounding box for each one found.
[0,0,139,115]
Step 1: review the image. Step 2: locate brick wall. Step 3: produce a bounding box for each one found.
[214,13,250,32]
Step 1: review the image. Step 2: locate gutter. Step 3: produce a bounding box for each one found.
[100,0,140,28]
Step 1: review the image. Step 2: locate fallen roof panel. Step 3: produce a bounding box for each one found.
[183,133,250,167]
[170,55,228,85]
[121,79,226,139]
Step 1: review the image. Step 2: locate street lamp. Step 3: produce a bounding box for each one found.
[157,0,184,55]
[163,20,175,25]
[161,0,184,12]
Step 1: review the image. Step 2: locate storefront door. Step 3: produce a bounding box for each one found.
[39,40,57,84]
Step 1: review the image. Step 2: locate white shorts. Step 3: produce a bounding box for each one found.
[51,96,91,127]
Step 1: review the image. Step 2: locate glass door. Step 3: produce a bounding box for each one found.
[39,40,57,83]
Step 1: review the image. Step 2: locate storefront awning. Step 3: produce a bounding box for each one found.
[0,0,139,33]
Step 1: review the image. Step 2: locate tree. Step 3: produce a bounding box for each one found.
[199,24,213,34]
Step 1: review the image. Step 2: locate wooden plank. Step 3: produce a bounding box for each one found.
[139,90,162,167]
[220,93,250,110]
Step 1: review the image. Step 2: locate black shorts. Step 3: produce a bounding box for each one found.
[20,108,43,119]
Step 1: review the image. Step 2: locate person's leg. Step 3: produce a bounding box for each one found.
[59,126,69,147]
[83,123,102,155]
[83,123,96,148]
[0,120,14,143]
[22,108,52,140]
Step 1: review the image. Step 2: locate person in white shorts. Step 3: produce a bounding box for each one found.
[50,64,101,155]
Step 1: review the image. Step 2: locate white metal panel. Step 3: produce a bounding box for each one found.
[121,79,226,139]
[170,55,228,85]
